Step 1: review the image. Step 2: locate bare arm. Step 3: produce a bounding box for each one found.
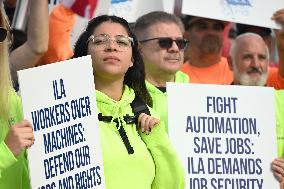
[272,9,284,77]
[10,0,49,83]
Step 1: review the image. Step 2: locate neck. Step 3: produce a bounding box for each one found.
[146,72,175,87]
[95,77,124,101]
[188,48,222,67]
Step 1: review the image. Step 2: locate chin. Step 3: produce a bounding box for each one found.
[239,74,268,86]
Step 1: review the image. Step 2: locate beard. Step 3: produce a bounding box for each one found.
[199,34,223,54]
[233,65,268,86]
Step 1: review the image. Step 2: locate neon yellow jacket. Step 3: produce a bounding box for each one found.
[146,71,189,133]
[275,90,284,157]
[0,90,30,189]
[96,85,185,189]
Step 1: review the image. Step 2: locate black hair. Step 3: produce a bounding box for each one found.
[236,23,271,37]
[73,15,152,107]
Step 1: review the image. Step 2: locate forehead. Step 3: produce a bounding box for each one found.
[189,18,224,27]
[145,22,183,37]
[93,21,129,36]
[237,36,267,55]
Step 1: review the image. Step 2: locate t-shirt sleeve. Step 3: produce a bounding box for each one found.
[36,4,76,66]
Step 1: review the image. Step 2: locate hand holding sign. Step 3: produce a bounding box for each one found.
[272,158,284,182]
[5,120,34,156]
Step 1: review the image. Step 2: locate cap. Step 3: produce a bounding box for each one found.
[182,15,228,31]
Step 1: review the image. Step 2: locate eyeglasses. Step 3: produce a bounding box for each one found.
[87,34,133,51]
[188,21,225,32]
[0,27,7,42]
[139,37,189,50]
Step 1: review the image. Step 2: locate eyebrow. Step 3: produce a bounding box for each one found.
[94,34,129,37]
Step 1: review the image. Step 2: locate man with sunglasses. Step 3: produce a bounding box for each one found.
[181,16,234,84]
[134,11,189,132]
[228,9,284,188]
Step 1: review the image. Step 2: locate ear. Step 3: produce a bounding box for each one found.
[227,56,233,71]
[183,31,190,40]
[138,41,143,53]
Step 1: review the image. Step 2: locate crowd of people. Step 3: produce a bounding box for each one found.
[0,0,284,188]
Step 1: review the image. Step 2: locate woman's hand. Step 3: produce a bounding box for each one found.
[138,113,160,134]
[5,120,35,156]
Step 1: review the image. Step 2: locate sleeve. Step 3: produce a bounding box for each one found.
[36,4,76,66]
[275,90,284,158]
[0,141,18,178]
[0,91,22,178]
[140,110,185,189]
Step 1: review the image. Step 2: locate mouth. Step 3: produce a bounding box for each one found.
[247,70,262,77]
[165,57,180,62]
[103,56,120,62]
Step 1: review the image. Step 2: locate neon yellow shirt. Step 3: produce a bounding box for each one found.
[96,85,185,188]
[146,71,189,132]
[275,90,284,157]
[0,90,30,189]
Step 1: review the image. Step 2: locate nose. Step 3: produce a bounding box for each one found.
[105,39,118,51]
[250,55,261,67]
[168,41,180,52]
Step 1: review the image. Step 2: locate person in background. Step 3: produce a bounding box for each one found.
[73,15,185,189]
[228,9,284,89]
[236,23,278,67]
[36,2,76,66]
[0,3,34,188]
[181,16,233,84]
[9,0,49,89]
[228,10,284,185]
[133,11,189,132]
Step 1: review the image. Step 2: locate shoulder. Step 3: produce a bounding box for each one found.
[175,71,190,83]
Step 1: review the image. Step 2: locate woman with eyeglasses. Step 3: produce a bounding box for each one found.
[73,15,185,189]
[0,5,35,189]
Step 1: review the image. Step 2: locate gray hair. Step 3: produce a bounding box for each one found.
[133,11,184,40]
[229,32,270,64]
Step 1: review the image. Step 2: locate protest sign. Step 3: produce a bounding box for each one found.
[109,0,164,23]
[182,0,284,29]
[167,83,278,189]
[18,56,105,189]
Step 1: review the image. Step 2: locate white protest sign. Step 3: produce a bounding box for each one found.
[163,0,175,13]
[182,0,284,29]
[109,0,164,23]
[18,56,105,189]
[167,83,278,189]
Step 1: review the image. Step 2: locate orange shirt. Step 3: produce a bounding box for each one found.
[267,67,284,89]
[181,58,284,89]
[181,57,233,84]
[36,4,76,66]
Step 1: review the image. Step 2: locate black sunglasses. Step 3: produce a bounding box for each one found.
[140,37,189,50]
[0,27,7,42]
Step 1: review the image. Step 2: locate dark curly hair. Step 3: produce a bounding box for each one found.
[73,15,152,107]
